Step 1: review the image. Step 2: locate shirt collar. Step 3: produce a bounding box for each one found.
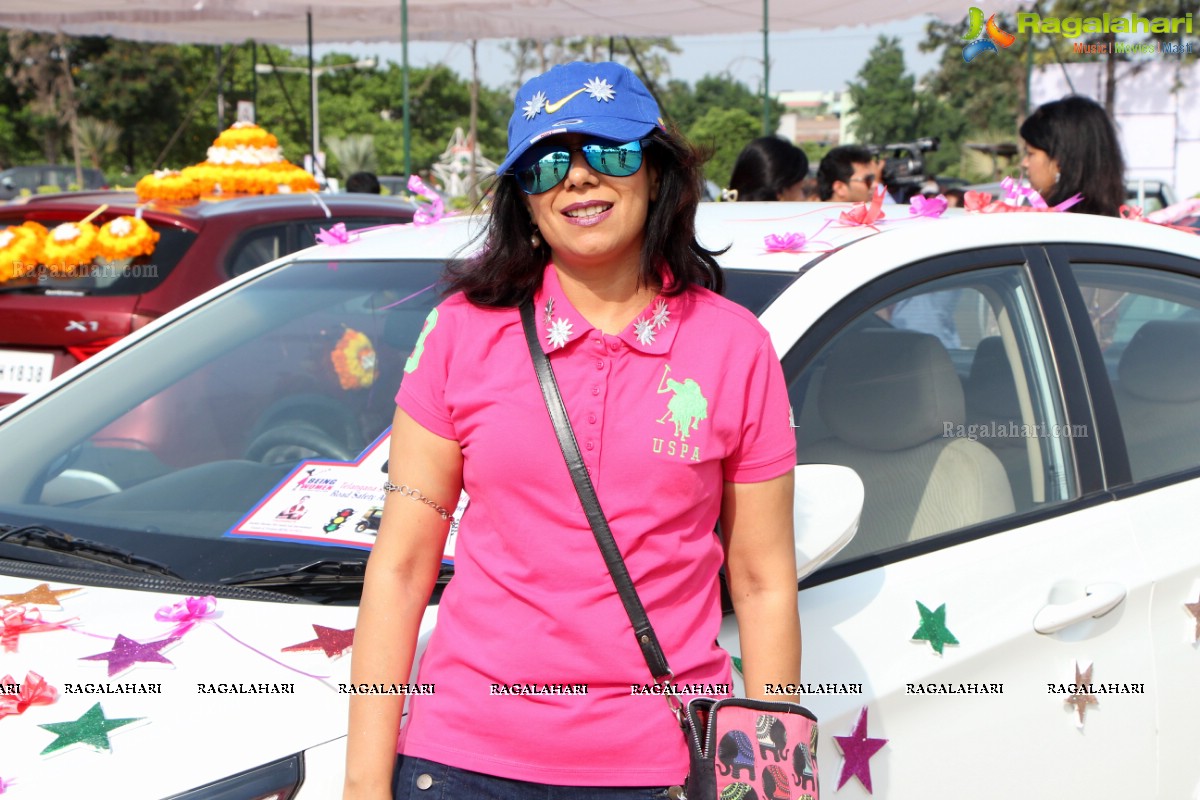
[531,263,683,355]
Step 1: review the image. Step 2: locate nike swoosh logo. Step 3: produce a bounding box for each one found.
[544,88,587,114]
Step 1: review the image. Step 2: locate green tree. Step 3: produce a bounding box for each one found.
[847,37,919,145]
[687,107,760,187]
[661,73,783,137]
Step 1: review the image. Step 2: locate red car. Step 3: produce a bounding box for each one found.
[0,191,414,404]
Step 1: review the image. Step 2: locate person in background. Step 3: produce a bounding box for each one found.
[726,136,809,201]
[943,188,965,208]
[817,145,877,202]
[346,171,382,194]
[344,60,799,800]
[1020,95,1125,217]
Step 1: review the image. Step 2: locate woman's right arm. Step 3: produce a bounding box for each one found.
[343,406,463,800]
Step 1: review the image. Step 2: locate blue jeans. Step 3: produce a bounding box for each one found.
[392,755,677,800]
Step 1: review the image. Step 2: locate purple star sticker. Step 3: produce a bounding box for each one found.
[833,705,888,793]
[80,634,179,677]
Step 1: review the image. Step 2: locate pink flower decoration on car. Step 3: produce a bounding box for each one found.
[909,194,948,218]
[964,190,994,212]
[0,606,66,653]
[155,595,219,636]
[408,175,446,226]
[0,670,58,719]
[764,232,808,252]
[838,183,887,228]
[316,222,351,246]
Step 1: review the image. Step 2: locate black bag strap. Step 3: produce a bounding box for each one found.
[519,300,673,684]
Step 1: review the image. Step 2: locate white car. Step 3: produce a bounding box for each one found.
[1,202,1199,799]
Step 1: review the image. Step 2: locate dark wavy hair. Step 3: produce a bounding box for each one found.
[445,127,724,307]
[816,145,873,201]
[1019,96,1125,217]
[728,136,809,201]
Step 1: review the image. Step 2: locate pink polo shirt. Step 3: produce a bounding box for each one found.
[394,263,795,786]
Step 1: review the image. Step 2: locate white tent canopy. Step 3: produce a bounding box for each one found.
[1,1,1017,44]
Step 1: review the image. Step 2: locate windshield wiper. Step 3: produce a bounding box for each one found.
[0,524,180,578]
[221,559,454,587]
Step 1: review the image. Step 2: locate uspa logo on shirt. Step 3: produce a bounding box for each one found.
[652,364,708,461]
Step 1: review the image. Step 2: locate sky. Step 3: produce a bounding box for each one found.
[319,15,943,96]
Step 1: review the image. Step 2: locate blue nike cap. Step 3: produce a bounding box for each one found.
[496,61,663,177]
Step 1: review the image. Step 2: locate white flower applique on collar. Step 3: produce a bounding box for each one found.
[543,297,574,349]
[630,298,671,346]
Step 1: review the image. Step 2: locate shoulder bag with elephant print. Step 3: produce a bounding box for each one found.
[521,301,820,800]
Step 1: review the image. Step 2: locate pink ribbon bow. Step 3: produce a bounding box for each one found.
[155,595,219,636]
[408,175,446,226]
[909,194,948,218]
[316,222,351,246]
[764,232,808,252]
[838,183,887,228]
[0,671,58,719]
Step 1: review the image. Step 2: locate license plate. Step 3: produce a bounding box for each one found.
[0,350,56,395]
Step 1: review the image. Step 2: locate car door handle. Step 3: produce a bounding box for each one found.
[1033,582,1127,634]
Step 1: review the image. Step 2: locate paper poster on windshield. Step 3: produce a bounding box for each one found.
[226,427,462,560]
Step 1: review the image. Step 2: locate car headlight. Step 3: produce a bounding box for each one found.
[165,753,303,800]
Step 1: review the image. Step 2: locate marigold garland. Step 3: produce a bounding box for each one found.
[41,221,99,275]
[136,170,202,203]
[136,122,318,201]
[0,225,42,283]
[97,215,160,261]
[331,329,377,390]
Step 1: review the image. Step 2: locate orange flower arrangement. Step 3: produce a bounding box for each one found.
[213,122,279,150]
[0,225,42,283]
[41,221,100,275]
[97,215,160,261]
[331,328,377,390]
[136,170,202,203]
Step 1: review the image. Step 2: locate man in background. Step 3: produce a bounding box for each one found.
[817,145,877,202]
[345,171,381,194]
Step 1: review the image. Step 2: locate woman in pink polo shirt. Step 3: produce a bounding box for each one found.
[345,61,800,800]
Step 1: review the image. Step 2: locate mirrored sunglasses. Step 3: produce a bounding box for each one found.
[513,138,649,195]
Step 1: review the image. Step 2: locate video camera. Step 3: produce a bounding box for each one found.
[867,137,940,201]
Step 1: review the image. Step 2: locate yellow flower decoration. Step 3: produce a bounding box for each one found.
[0,225,43,283]
[136,170,202,203]
[41,221,99,275]
[213,122,279,150]
[331,329,377,390]
[97,215,160,261]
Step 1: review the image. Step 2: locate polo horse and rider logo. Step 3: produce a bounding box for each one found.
[656,364,708,441]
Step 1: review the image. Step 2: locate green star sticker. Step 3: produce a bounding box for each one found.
[38,702,143,755]
[731,656,743,676]
[912,601,959,655]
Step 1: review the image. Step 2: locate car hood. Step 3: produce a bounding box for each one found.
[0,575,391,799]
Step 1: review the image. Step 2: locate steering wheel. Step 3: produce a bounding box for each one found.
[244,421,357,464]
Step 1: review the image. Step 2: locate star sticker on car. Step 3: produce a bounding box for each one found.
[38,702,144,755]
[1066,661,1099,727]
[80,634,180,677]
[281,624,355,659]
[0,583,82,608]
[911,601,958,655]
[833,705,888,793]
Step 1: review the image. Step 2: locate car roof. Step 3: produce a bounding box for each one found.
[291,200,1200,280]
[3,190,417,221]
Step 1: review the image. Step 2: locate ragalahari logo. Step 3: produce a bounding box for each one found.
[963,7,1016,62]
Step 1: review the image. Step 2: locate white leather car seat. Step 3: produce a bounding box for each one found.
[803,330,1015,561]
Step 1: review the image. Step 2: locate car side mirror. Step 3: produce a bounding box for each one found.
[792,464,863,580]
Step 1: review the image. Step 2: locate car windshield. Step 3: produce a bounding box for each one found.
[0,256,794,604]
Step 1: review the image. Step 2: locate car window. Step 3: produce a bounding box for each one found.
[0,258,445,600]
[1071,262,1200,481]
[227,224,289,277]
[788,265,1078,565]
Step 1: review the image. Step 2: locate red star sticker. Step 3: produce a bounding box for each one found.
[281,624,354,658]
